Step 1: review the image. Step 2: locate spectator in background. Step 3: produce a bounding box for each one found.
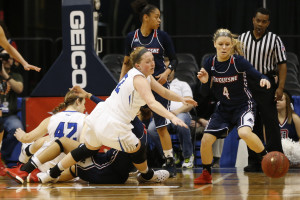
[277,91,300,166]
[148,68,194,168]
[277,91,300,141]
[0,49,24,167]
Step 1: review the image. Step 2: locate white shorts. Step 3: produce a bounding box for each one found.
[85,104,139,152]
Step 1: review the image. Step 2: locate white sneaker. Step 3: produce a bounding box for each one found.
[37,170,58,183]
[19,143,32,163]
[137,170,170,183]
[182,154,194,168]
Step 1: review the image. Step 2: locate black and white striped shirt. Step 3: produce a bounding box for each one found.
[239,31,286,74]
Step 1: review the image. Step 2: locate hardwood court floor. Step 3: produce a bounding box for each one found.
[1,168,300,199]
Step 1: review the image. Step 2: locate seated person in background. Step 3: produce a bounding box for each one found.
[277,90,300,141]
[148,69,194,168]
[277,90,300,166]
[0,49,25,167]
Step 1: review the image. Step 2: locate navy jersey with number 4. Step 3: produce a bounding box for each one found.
[203,55,267,106]
[125,29,176,77]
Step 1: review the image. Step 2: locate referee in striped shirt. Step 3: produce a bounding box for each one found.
[239,7,287,172]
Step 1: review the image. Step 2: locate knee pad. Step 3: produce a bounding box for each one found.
[71,144,99,162]
[55,139,64,153]
[129,141,147,164]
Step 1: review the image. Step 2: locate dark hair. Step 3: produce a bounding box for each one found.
[131,0,158,22]
[254,7,271,18]
[52,90,84,114]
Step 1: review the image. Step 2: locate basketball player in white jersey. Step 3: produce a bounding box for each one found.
[38,47,198,184]
[5,90,86,183]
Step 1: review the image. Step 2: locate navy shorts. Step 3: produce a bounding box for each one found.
[75,150,133,184]
[205,102,256,138]
[152,81,171,128]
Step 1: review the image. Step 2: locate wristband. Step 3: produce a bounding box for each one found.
[167,65,174,71]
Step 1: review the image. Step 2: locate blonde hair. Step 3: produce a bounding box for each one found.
[52,91,84,114]
[213,28,244,56]
[129,47,149,69]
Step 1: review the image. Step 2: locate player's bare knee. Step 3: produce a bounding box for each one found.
[238,130,250,140]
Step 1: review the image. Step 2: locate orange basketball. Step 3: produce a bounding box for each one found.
[261,151,289,178]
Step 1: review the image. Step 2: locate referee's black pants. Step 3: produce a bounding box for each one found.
[247,75,283,165]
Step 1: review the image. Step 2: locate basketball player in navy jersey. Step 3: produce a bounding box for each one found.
[121,0,178,177]
[277,91,300,141]
[194,29,270,184]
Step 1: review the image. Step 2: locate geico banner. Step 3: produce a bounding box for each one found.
[31,0,117,97]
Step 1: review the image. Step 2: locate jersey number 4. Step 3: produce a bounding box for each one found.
[223,87,230,99]
[115,73,128,94]
[54,122,78,140]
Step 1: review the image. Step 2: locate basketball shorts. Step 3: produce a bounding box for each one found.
[85,103,140,152]
[152,81,171,128]
[205,102,256,138]
[75,149,132,184]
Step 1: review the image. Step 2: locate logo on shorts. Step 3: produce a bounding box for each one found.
[247,118,254,124]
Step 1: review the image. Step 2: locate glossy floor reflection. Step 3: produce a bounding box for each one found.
[1,168,300,199]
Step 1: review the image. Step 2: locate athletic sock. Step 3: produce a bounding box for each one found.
[258,149,268,161]
[25,145,33,157]
[203,164,212,174]
[49,165,63,178]
[163,149,173,158]
[20,158,37,173]
[141,168,154,180]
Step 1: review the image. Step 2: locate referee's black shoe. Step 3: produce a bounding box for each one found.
[162,157,177,177]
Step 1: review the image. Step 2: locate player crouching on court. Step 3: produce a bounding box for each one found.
[194,28,270,184]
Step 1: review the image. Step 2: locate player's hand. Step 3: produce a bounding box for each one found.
[23,64,41,72]
[171,116,188,129]
[155,72,168,85]
[275,87,284,101]
[182,97,198,107]
[14,128,26,142]
[70,86,90,99]
[260,79,271,89]
[197,68,209,83]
